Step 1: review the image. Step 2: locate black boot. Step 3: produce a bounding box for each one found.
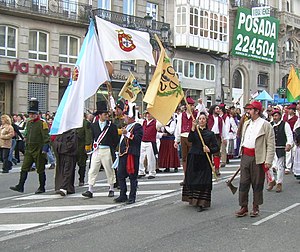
[10,171,28,193]
[128,178,138,204]
[35,172,46,194]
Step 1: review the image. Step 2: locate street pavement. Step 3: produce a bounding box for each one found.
[0,159,299,251]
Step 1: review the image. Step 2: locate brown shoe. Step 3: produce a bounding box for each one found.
[276,183,282,193]
[250,205,259,217]
[267,180,276,191]
[235,206,248,217]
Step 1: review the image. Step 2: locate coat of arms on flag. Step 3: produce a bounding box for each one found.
[117,30,136,52]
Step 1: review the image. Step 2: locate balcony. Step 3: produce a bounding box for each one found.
[92,8,170,40]
[0,0,91,24]
[277,11,300,30]
[230,0,277,17]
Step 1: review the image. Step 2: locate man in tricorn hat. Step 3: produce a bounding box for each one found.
[114,102,143,204]
[10,98,50,194]
[82,101,119,198]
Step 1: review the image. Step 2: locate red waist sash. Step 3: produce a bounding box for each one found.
[243,147,255,156]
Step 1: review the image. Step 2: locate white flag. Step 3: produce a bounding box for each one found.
[50,19,109,135]
[95,16,155,65]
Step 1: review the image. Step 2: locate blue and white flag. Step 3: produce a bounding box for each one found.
[50,19,109,135]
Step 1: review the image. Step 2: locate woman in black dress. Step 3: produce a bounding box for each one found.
[182,113,219,212]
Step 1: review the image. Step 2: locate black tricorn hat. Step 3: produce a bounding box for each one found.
[28,98,39,114]
[96,101,108,115]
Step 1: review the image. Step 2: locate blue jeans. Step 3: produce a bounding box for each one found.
[9,139,18,164]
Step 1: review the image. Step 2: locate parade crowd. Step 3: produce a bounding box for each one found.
[1,97,300,217]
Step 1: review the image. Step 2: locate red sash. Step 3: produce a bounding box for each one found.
[242,147,255,156]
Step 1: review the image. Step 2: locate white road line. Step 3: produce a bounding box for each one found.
[0,224,44,231]
[13,190,175,200]
[0,191,182,242]
[0,205,117,214]
[92,180,184,187]
[252,203,300,226]
[155,173,184,177]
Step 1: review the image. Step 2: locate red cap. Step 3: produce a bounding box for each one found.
[272,109,281,116]
[245,101,262,112]
[288,103,297,110]
[186,97,195,104]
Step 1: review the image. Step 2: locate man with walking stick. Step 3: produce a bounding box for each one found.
[235,101,275,217]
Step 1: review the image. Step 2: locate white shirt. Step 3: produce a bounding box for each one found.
[242,117,265,149]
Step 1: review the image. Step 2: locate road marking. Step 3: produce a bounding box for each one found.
[13,190,175,200]
[0,205,117,214]
[252,203,300,226]
[92,180,184,187]
[0,190,182,242]
[0,223,44,231]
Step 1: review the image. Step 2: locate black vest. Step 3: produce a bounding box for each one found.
[272,120,287,158]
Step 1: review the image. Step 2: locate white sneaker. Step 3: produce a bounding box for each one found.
[59,189,67,196]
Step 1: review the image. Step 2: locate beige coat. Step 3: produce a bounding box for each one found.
[0,124,14,149]
[240,119,275,165]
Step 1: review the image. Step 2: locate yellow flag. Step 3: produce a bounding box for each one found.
[287,65,300,102]
[118,73,141,102]
[143,43,183,125]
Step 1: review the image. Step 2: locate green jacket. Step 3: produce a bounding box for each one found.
[25,118,50,145]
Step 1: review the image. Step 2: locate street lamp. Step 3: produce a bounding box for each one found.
[160,24,169,44]
[144,13,153,28]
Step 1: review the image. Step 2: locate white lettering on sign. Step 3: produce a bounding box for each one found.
[252,6,271,18]
[237,12,276,39]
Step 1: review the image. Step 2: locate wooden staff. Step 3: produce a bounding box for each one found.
[183,96,218,181]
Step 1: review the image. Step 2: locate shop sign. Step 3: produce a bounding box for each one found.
[232,7,279,64]
[7,60,72,78]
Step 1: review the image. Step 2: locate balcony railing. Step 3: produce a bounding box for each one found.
[0,0,91,23]
[230,0,277,17]
[92,8,170,37]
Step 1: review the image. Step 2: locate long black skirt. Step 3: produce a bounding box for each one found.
[182,153,212,208]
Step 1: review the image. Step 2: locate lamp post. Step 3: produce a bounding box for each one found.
[144,13,153,89]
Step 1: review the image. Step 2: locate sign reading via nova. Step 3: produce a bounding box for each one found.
[232,7,279,64]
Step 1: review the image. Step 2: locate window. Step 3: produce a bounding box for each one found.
[199,10,209,37]
[219,15,227,41]
[286,38,294,60]
[28,82,48,113]
[173,59,215,81]
[59,35,79,64]
[210,13,218,40]
[0,26,17,57]
[63,0,77,18]
[257,73,269,87]
[176,6,187,34]
[98,0,111,10]
[123,0,134,15]
[206,65,215,81]
[190,7,199,35]
[146,2,158,20]
[173,59,183,74]
[232,70,242,89]
[29,30,48,61]
[32,0,48,12]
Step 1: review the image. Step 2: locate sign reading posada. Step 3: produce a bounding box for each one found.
[232,7,279,64]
